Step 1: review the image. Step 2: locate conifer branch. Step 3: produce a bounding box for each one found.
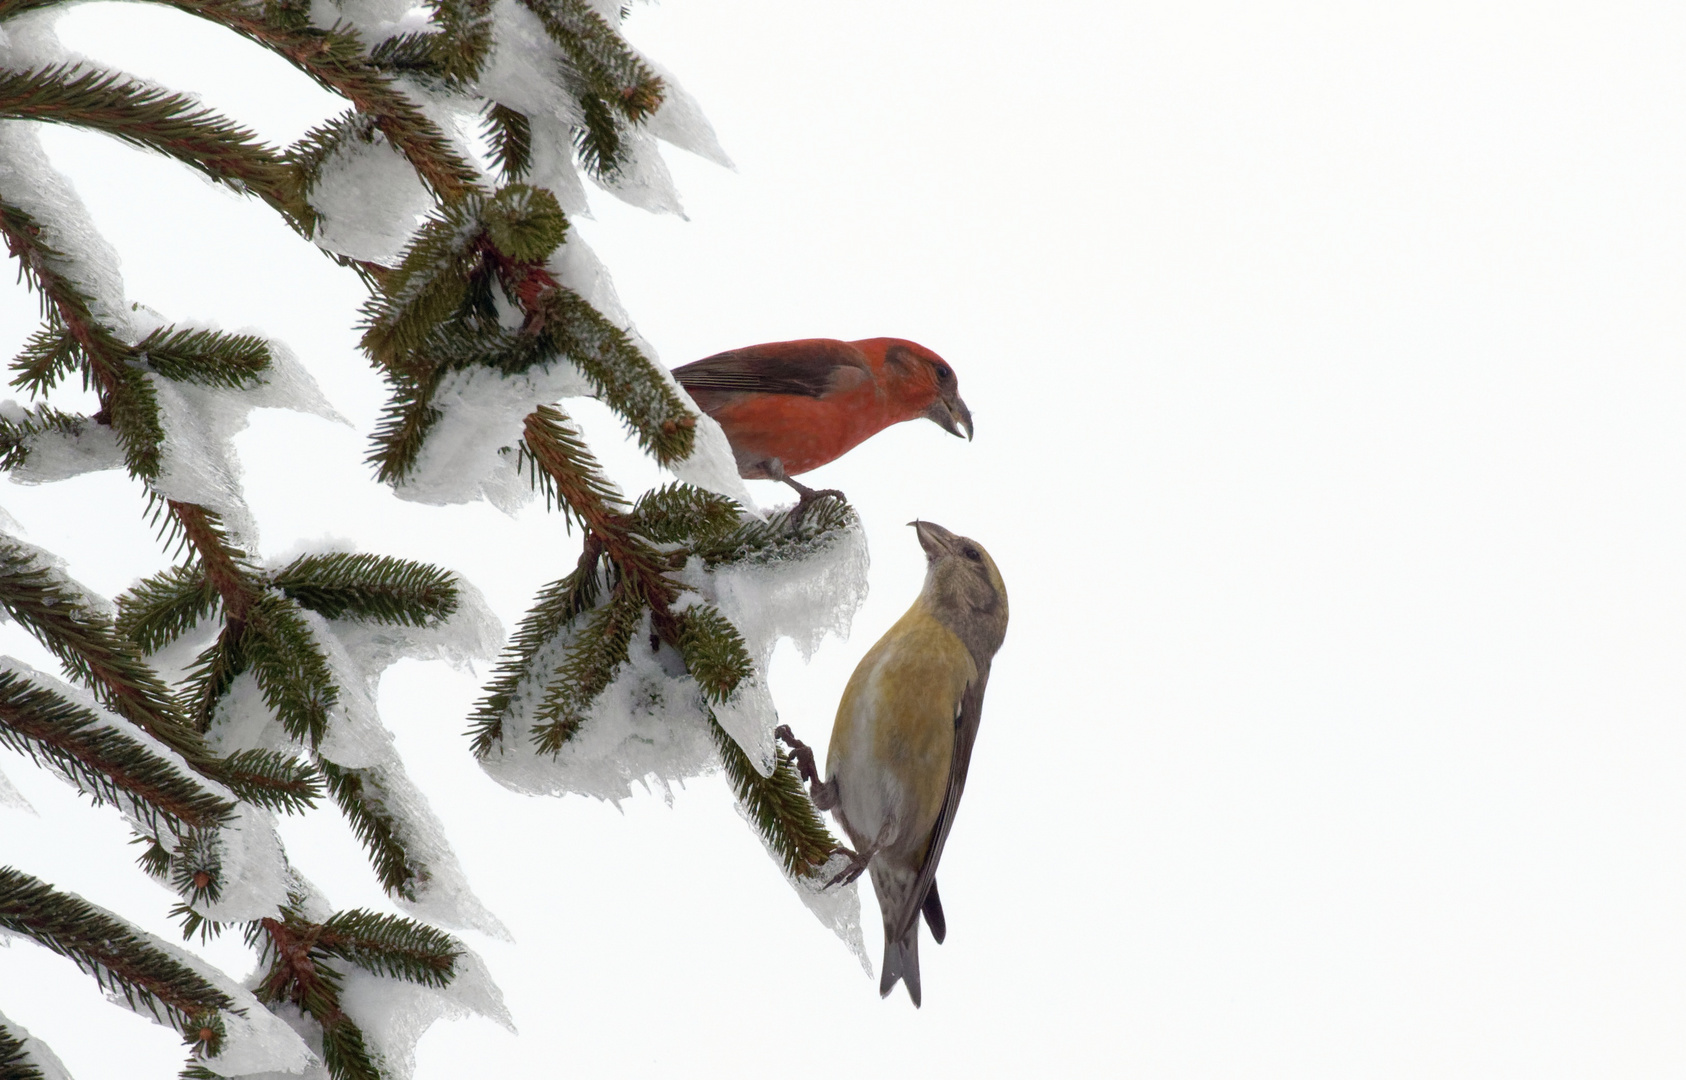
[155,0,482,203]
[530,581,641,753]
[706,714,838,878]
[0,196,165,478]
[467,534,603,757]
[482,102,532,182]
[0,402,87,472]
[137,325,272,389]
[252,901,458,1080]
[313,909,460,988]
[0,63,304,225]
[253,909,381,1080]
[0,1020,50,1080]
[272,552,459,626]
[0,668,234,831]
[245,592,338,749]
[9,313,80,396]
[0,534,199,753]
[116,562,220,654]
[0,867,234,1053]
[316,759,424,901]
[518,0,664,180]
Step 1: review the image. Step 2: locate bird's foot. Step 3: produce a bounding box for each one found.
[782,477,847,523]
[775,724,837,810]
[820,845,870,888]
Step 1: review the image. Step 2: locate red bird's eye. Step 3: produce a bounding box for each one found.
[934,364,952,381]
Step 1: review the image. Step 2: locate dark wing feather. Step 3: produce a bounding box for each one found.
[671,340,867,398]
[894,662,993,942]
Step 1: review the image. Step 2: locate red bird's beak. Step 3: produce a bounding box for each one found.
[924,393,973,441]
[910,520,960,561]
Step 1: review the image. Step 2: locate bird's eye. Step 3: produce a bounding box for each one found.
[963,546,981,562]
[933,364,952,382]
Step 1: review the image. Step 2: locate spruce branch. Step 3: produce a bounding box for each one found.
[316,759,425,901]
[0,1021,49,1080]
[156,0,482,203]
[253,910,381,1080]
[628,482,742,546]
[706,715,838,878]
[0,196,166,478]
[467,535,603,757]
[137,325,272,389]
[525,285,696,465]
[244,591,339,749]
[0,63,304,225]
[9,313,80,395]
[0,668,234,831]
[673,602,753,707]
[482,102,533,182]
[116,562,220,654]
[272,551,459,626]
[530,581,642,754]
[314,909,460,988]
[0,867,234,1053]
[0,534,202,754]
[0,402,87,472]
[519,0,664,179]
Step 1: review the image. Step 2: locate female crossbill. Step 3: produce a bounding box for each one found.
[671,338,972,503]
[811,520,1009,1006]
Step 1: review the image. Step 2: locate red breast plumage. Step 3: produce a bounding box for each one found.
[671,337,972,481]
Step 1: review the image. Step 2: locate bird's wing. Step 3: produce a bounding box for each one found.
[670,340,870,398]
[893,661,993,942]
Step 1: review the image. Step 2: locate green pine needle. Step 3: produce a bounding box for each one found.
[316,759,425,901]
[316,909,461,988]
[531,584,644,754]
[0,669,235,831]
[137,325,272,389]
[468,547,604,757]
[0,867,234,1049]
[116,563,220,654]
[272,551,459,626]
[706,714,837,878]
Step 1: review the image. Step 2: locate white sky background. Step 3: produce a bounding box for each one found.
[1,0,1685,1075]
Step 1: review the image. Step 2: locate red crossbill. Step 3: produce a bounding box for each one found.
[671,338,972,504]
[781,520,1009,1006]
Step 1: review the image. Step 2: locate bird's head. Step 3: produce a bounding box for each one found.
[911,520,1008,658]
[872,340,973,441]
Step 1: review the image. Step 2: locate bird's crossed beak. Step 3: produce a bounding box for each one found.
[910,519,960,561]
[924,393,974,441]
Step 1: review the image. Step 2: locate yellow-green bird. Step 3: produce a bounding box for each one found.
[783,520,1009,1007]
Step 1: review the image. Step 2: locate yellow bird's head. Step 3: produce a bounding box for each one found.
[909,520,1009,661]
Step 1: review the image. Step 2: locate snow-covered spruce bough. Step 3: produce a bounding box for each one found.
[0,2,867,1077]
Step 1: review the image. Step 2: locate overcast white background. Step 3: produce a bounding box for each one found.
[2,1,1686,1076]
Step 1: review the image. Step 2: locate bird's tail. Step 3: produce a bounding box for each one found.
[879,919,922,1007]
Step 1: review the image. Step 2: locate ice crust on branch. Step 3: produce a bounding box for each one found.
[1,402,126,483]
[479,514,868,792]
[336,949,512,1080]
[0,654,234,814]
[0,1008,73,1080]
[309,126,435,265]
[681,514,870,773]
[145,329,345,549]
[395,359,594,510]
[0,888,317,1077]
[0,120,136,340]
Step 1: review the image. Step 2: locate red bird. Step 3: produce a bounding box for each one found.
[671,337,973,505]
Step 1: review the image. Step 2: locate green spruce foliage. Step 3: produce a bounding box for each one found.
[0,1,852,1076]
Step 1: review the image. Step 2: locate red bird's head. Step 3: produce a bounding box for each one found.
[855,338,974,441]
